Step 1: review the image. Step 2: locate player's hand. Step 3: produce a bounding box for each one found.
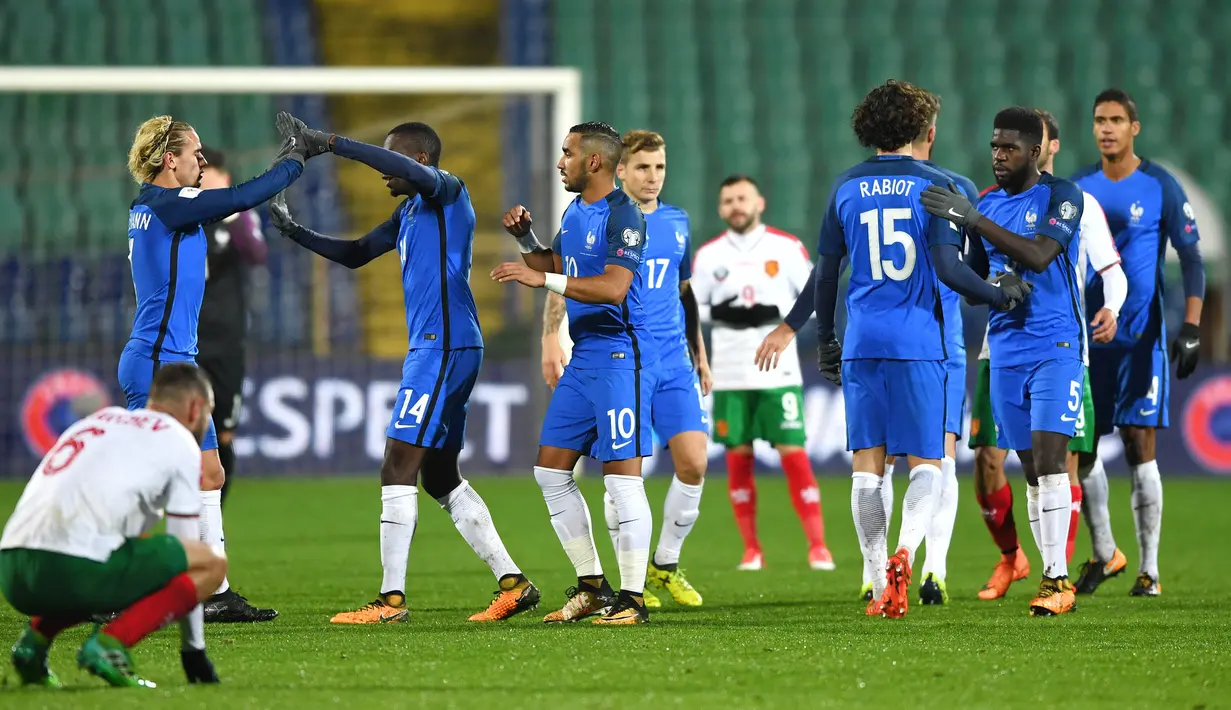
[754,322,797,372]
[1090,308,1118,344]
[541,334,567,389]
[921,184,984,229]
[817,336,842,386]
[502,205,533,238]
[491,262,546,289]
[276,111,332,161]
[990,272,1032,311]
[696,359,713,395]
[268,192,296,234]
[181,649,220,684]
[1170,322,1201,379]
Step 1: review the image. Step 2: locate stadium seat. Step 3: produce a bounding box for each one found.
[601,0,650,134]
[108,0,160,65]
[553,0,599,117]
[162,3,213,65]
[1120,35,1162,90]
[6,4,57,64]
[57,0,107,66]
[213,0,267,65]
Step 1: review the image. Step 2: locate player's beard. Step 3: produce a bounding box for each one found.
[725,212,756,233]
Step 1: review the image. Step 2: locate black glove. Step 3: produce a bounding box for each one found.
[275,111,333,162]
[710,296,781,328]
[268,192,296,235]
[181,649,220,684]
[990,272,1033,312]
[1170,322,1201,379]
[920,184,984,229]
[817,336,842,386]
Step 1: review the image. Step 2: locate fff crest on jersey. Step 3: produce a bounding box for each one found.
[621,228,641,247]
[675,231,686,247]
[1130,201,1144,225]
[585,231,596,250]
[1058,201,1078,221]
[1024,209,1038,230]
[764,260,779,277]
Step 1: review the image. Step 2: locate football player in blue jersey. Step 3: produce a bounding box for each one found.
[922,106,1089,616]
[816,81,1026,619]
[267,118,538,624]
[758,92,978,606]
[1069,89,1204,598]
[122,113,314,623]
[494,121,657,625]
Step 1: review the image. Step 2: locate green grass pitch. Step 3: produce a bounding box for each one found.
[0,475,1228,708]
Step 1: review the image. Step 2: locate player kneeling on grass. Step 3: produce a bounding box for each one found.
[268,116,538,623]
[0,364,225,688]
[815,81,1027,619]
[494,121,657,625]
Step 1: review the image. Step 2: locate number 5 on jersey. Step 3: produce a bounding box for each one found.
[394,390,430,430]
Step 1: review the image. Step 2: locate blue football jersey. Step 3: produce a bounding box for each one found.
[553,189,653,370]
[386,169,483,350]
[979,174,1085,368]
[923,160,979,360]
[1073,160,1199,347]
[126,159,302,360]
[639,202,692,373]
[818,155,962,361]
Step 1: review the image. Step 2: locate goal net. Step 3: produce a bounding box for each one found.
[0,67,581,477]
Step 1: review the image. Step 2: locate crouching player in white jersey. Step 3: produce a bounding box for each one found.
[817,81,1028,619]
[494,121,657,625]
[923,106,1088,616]
[538,130,710,608]
[0,365,226,688]
[968,108,1127,600]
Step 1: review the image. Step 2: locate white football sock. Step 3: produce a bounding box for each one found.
[895,464,939,565]
[1026,484,1043,556]
[602,491,620,551]
[654,475,704,567]
[604,475,652,594]
[1081,457,1118,561]
[179,605,205,651]
[863,462,894,587]
[852,472,887,598]
[199,490,229,595]
[1130,460,1163,578]
[534,467,601,578]
[922,456,959,581]
[435,480,520,580]
[1037,473,1071,578]
[379,485,418,595]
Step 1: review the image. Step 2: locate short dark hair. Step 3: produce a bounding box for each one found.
[1034,108,1060,141]
[719,174,759,191]
[993,106,1044,146]
[149,363,212,404]
[201,146,226,171]
[851,80,938,152]
[1093,88,1138,122]
[570,121,623,169]
[387,122,443,166]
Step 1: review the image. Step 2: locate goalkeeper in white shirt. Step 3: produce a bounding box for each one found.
[691,175,834,572]
[970,108,1128,600]
[0,364,227,688]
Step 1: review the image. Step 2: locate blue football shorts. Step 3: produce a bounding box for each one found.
[650,364,708,444]
[991,357,1086,451]
[842,358,947,460]
[118,342,217,451]
[386,347,483,450]
[1089,337,1169,436]
[540,365,657,462]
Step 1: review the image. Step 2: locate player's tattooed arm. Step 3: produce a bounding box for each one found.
[540,292,568,388]
[542,291,566,335]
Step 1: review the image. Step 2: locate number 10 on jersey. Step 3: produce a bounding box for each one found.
[860,208,916,281]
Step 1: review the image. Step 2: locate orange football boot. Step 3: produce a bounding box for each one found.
[329,593,408,624]
[1028,577,1077,616]
[978,548,1031,600]
[469,577,541,622]
[879,547,913,619]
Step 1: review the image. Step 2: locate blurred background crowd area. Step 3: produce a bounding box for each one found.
[0,0,1226,363]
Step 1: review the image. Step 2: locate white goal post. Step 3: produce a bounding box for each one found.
[0,66,583,233]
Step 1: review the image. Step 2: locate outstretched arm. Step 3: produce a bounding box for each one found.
[332,137,461,204]
[783,267,816,332]
[156,158,304,233]
[271,194,398,269]
[931,243,1007,307]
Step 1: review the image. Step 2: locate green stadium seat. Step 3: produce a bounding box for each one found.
[71,94,122,151]
[58,0,107,65]
[601,0,649,134]
[1120,36,1162,89]
[1171,38,1213,92]
[213,0,266,65]
[21,95,72,151]
[6,5,57,64]
[554,0,599,119]
[163,3,213,65]
[109,0,160,65]
[0,185,26,254]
